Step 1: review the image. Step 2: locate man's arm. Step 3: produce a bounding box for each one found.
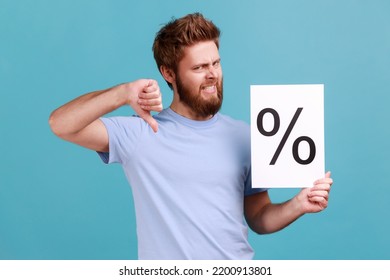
[49,79,162,152]
[244,172,333,234]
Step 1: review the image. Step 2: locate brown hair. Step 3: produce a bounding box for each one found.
[152,13,221,89]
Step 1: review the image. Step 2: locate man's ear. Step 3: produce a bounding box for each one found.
[160,66,175,84]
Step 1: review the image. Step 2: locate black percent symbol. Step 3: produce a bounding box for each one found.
[257,107,316,165]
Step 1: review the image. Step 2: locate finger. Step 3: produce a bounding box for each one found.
[139,90,161,99]
[145,79,156,87]
[139,111,158,133]
[308,195,328,202]
[142,85,159,94]
[308,190,329,199]
[313,171,332,184]
[140,104,163,112]
[143,80,158,92]
[314,177,333,186]
[311,183,331,192]
[308,196,328,208]
[138,98,162,107]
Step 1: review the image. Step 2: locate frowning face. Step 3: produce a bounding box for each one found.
[174,41,223,119]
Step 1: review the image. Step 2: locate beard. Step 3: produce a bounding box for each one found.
[176,75,223,118]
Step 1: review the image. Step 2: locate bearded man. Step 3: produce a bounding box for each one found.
[49,13,332,260]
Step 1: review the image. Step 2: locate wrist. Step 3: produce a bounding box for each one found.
[115,82,137,107]
[290,195,306,217]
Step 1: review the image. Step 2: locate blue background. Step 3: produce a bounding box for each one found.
[1,0,389,259]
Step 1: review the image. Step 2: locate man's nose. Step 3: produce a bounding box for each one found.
[206,66,218,79]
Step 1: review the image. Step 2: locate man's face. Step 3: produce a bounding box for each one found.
[174,41,223,118]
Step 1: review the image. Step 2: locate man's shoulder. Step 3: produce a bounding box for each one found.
[217,113,250,129]
[100,115,148,136]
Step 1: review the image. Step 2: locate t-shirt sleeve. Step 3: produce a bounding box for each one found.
[244,167,268,196]
[97,116,144,165]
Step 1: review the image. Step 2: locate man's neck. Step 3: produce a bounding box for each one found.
[170,100,213,121]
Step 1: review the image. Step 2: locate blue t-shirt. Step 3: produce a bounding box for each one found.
[98,108,266,259]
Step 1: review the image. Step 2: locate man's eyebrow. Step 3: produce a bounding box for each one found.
[194,58,221,67]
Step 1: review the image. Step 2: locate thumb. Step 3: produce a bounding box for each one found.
[139,110,158,133]
[325,171,331,178]
[144,79,155,90]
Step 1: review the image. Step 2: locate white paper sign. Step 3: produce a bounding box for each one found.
[250,84,325,188]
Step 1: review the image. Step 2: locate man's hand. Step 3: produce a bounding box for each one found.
[244,172,333,234]
[49,78,163,152]
[295,171,333,214]
[125,79,163,133]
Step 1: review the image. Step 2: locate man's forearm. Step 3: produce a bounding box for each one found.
[251,197,304,234]
[49,84,129,137]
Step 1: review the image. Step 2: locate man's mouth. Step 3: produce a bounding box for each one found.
[201,85,217,94]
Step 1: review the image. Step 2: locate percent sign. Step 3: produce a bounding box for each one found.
[257,107,316,165]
